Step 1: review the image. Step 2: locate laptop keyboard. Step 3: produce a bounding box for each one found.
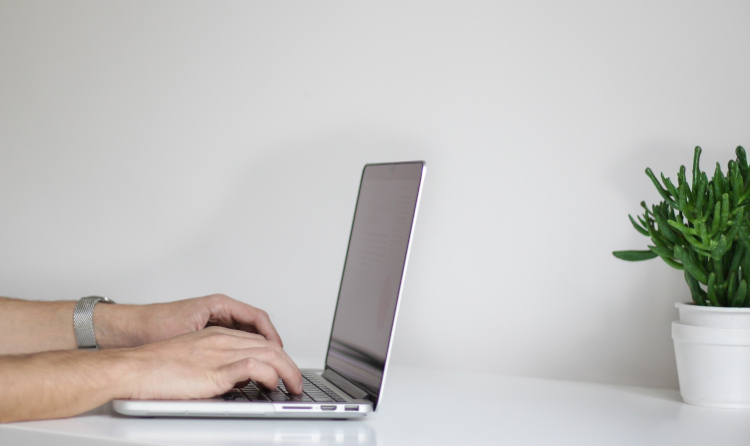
[222,370,346,403]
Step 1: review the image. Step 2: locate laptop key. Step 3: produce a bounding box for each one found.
[239,390,268,401]
[222,391,249,402]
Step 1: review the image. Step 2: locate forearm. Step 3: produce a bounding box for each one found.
[0,349,134,423]
[0,297,77,354]
[0,297,142,355]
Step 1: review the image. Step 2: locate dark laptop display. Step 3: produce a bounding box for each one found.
[324,162,425,409]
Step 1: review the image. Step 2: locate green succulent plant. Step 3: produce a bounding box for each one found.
[613,146,750,307]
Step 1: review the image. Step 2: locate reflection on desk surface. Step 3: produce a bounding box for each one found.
[120,419,377,446]
[116,418,376,445]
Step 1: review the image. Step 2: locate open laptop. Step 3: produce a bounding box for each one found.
[113,161,426,419]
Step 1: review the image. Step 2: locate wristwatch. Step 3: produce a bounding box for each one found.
[73,296,116,350]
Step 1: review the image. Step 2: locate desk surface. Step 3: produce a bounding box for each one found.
[2,362,750,446]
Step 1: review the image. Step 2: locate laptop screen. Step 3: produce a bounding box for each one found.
[324,161,425,408]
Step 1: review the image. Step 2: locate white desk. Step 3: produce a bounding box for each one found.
[2,364,750,446]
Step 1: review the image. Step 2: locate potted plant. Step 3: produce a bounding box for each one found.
[614,146,750,408]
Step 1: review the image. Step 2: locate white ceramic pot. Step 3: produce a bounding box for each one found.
[672,302,750,408]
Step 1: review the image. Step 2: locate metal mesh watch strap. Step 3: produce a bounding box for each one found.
[73,296,115,350]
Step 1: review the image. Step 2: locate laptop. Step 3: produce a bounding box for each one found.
[113,161,426,418]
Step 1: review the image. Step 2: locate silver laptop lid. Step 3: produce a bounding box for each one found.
[322,161,425,410]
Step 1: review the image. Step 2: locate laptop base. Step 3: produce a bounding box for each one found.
[113,369,372,419]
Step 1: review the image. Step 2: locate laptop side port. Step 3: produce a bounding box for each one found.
[344,405,359,411]
[320,405,337,411]
[282,406,312,410]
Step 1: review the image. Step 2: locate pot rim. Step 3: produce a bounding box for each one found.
[676,302,750,312]
[672,321,750,344]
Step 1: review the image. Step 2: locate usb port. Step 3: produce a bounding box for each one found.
[320,405,337,411]
[345,405,359,411]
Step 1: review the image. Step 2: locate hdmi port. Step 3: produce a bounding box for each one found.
[321,405,337,411]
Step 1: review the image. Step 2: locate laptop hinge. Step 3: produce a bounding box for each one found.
[321,369,369,400]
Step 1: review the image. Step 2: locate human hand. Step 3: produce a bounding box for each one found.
[95,294,283,349]
[119,326,303,399]
[0,325,302,423]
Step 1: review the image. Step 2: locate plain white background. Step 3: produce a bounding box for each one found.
[2,1,750,390]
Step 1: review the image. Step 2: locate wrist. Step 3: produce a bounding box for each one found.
[96,347,144,400]
[93,303,143,349]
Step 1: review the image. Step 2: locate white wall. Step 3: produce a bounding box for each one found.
[2,1,750,389]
